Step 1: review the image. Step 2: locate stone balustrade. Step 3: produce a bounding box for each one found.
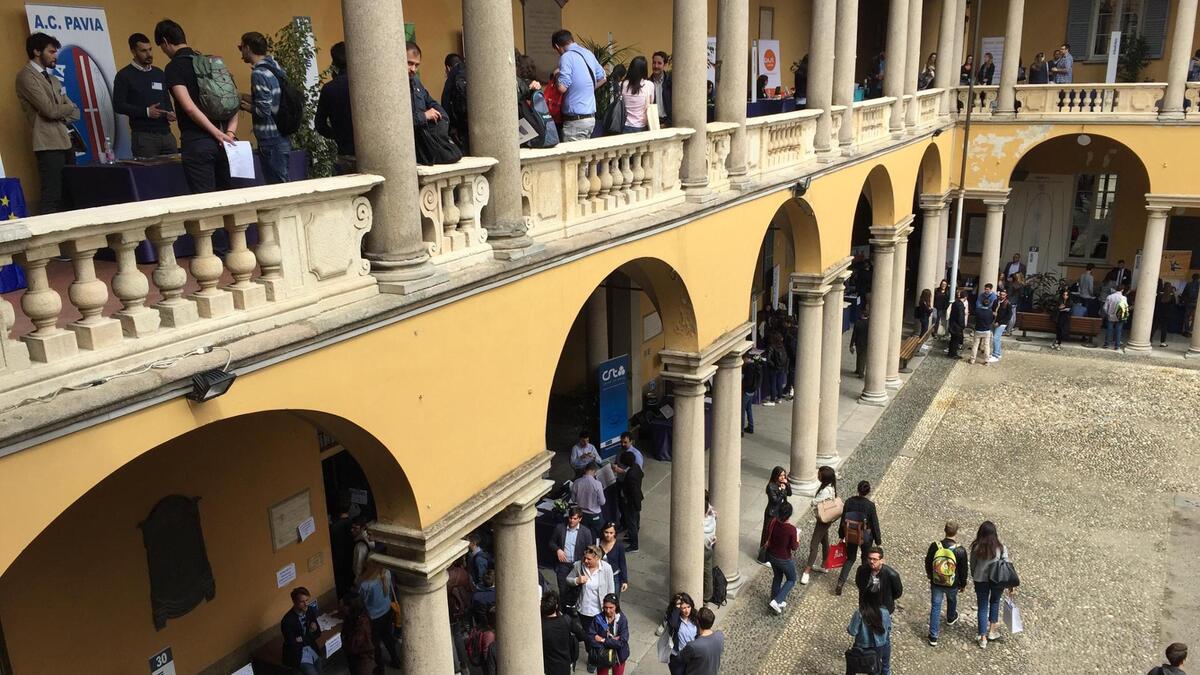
[0,176,380,394]
[417,157,497,271]
[1188,84,1199,118]
[519,129,692,241]
[1015,83,1165,118]
[852,97,895,148]
[915,88,943,127]
[956,86,998,117]
[830,105,846,142]
[745,110,820,178]
[705,122,738,193]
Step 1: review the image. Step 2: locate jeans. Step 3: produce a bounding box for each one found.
[929,585,959,639]
[180,135,231,194]
[258,135,291,184]
[974,581,1004,636]
[806,520,831,569]
[1107,320,1124,348]
[621,124,648,133]
[371,610,400,668]
[992,325,1006,357]
[562,117,595,142]
[743,391,755,430]
[130,129,177,157]
[34,148,74,214]
[769,556,797,604]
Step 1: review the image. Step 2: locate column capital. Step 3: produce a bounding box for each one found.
[660,322,753,372]
[984,199,1008,211]
[1146,194,1200,212]
[661,364,718,395]
[716,340,754,368]
[494,478,554,526]
[1145,205,1172,217]
[963,187,1011,202]
[919,191,952,210]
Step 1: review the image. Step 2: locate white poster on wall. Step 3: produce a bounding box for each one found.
[707,36,717,85]
[25,4,126,161]
[980,36,1005,85]
[757,39,781,90]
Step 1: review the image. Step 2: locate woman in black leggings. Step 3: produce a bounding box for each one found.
[1052,289,1071,350]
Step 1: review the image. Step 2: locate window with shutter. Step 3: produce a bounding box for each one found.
[1140,0,1169,59]
[1067,0,1095,61]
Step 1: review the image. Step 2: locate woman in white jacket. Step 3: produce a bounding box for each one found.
[801,465,838,585]
[569,545,616,642]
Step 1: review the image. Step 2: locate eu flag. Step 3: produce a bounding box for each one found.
[0,177,28,292]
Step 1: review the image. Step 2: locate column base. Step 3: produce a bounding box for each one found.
[684,183,716,204]
[490,238,545,262]
[815,147,838,164]
[193,291,235,319]
[1123,340,1152,354]
[1159,110,1186,121]
[885,375,902,389]
[816,452,842,469]
[991,110,1016,120]
[728,168,752,190]
[859,389,888,407]
[723,570,747,599]
[68,318,123,351]
[155,299,199,328]
[789,477,821,497]
[376,269,450,295]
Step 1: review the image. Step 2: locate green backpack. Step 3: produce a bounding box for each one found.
[931,542,959,587]
[189,54,241,122]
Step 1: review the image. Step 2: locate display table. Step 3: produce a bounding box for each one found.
[747,98,799,118]
[646,399,713,461]
[252,613,342,674]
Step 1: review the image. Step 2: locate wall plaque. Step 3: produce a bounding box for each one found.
[269,490,313,551]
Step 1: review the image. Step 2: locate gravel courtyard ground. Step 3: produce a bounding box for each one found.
[720,347,1200,674]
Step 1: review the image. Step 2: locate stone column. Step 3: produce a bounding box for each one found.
[665,371,713,600]
[834,0,861,148]
[1127,207,1170,353]
[586,287,609,371]
[493,502,545,674]
[817,272,849,464]
[1189,317,1200,358]
[935,202,950,285]
[789,287,825,495]
[916,196,946,300]
[884,0,910,132]
[396,570,456,674]
[952,0,966,79]
[934,0,959,97]
[710,345,749,594]
[716,0,750,183]
[343,0,443,293]
[1160,0,1199,119]
[861,228,897,406]
[463,0,540,259]
[674,0,712,201]
[885,226,911,388]
[980,198,1007,292]
[994,0,1026,116]
[810,0,837,153]
[903,0,924,128]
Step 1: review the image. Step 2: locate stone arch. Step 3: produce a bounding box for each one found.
[773,198,824,275]
[862,164,897,226]
[918,142,946,195]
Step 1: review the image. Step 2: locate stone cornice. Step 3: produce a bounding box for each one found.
[919,190,952,210]
[963,187,1011,202]
[1146,193,1200,210]
[659,321,754,373]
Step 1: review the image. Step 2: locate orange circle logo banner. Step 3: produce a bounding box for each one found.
[763,49,777,72]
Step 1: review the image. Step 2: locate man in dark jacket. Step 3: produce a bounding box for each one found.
[849,305,870,377]
[948,289,968,358]
[618,450,644,551]
[1148,643,1189,675]
[280,587,322,672]
[315,42,354,163]
[924,520,969,646]
[742,352,762,433]
[855,545,903,613]
[541,591,586,675]
[970,295,996,365]
[836,480,882,595]
[991,289,1014,362]
[550,506,594,609]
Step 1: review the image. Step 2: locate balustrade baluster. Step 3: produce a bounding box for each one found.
[107,230,159,337]
[587,156,602,202]
[576,160,589,209]
[149,221,199,327]
[631,149,646,195]
[609,153,627,205]
[223,210,266,310]
[0,253,31,373]
[255,209,286,301]
[16,248,77,363]
[185,217,234,318]
[441,183,462,241]
[63,236,123,351]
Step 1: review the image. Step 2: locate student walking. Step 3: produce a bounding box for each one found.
[765,502,801,614]
[801,466,838,585]
[1052,289,1072,350]
[970,521,1013,649]
[846,588,892,675]
[855,546,902,616]
[924,520,969,646]
[915,289,934,337]
[1103,285,1129,350]
[991,289,1013,361]
[948,289,968,358]
[836,481,882,596]
[761,466,792,552]
[587,594,630,675]
[933,280,951,338]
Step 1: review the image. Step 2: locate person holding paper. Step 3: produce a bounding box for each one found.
[280,586,324,675]
[156,19,236,193]
[114,33,177,157]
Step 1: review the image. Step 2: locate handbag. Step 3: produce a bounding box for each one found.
[587,615,619,668]
[647,102,660,130]
[414,117,463,166]
[815,496,844,524]
[655,625,673,663]
[1001,595,1024,634]
[988,556,1020,588]
[844,621,881,674]
[603,90,626,136]
[824,541,848,570]
[388,577,403,629]
[756,518,777,564]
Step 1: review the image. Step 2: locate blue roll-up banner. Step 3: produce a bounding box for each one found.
[597,354,630,458]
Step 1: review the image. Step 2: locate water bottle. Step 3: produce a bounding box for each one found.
[102,136,115,164]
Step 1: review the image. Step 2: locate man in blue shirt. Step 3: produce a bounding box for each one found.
[552,29,606,142]
[1052,43,1074,84]
[239,32,290,184]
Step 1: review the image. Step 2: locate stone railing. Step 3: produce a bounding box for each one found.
[915,88,943,127]
[1188,83,1199,118]
[417,157,496,271]
[829,104,846,143]
[519,128,692,241]
[705,122,738,192]
[745,109,820,178]
[0,176,380,396]
[1015,83,1165,118]
[852,97,894,147]
[955,86,998,117]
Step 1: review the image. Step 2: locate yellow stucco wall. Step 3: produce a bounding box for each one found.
[0,412,333,674]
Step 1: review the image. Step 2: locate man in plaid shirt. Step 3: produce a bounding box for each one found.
[238,31,290,184]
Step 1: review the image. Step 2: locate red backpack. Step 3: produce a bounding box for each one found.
[466,626,495,666]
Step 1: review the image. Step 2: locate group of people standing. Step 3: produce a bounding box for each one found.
[956,43,1074,87]
[758,464,1022,674]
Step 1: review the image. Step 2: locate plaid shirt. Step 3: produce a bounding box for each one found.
[251,57,283,139]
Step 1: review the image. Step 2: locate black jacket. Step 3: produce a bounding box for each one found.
[838,495,881,545]
[280,606,321,668]
[976,62,995,85]
[542,613,585,675]
[550,523,594,562]
[315,71,354,155]
[924,538,970,590]
[949,299,968,333]
[742,360,762,394]
[621,462,644,510]
[934,288,950,312]
[973,304,995,332]
[994,300,1014,326]
[764,481,792,518]
[855,563,903,613]
[850,316,870,350]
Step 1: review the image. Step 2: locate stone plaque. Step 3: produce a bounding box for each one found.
[269,489,313,551]
[523,0,563,82]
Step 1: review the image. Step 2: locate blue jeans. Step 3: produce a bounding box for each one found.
[622,124,648,133]
[743,391,755,430]
[992,325,1006,357]
[974,581,1004,636]
[769,556,797,604]
[1107,320,1124,347]
[258,135,291,185]
[929,585,959,639]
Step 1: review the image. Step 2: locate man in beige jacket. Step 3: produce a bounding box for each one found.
[15,32,80,214]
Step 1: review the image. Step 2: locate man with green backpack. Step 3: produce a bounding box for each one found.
[924,520,969,646]
[156,19,240,193]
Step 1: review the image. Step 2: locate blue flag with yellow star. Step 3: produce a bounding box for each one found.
[0,177,28,292]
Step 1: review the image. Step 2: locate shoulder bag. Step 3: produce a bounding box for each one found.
[816,496,844,524]
[844,619,881,674]
[587,615,619,668]
[756,518,777,564]
[987,550,1020,589]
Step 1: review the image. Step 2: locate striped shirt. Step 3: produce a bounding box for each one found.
[251,57,283,140]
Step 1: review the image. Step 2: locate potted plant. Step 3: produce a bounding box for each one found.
[271,17,337,178]
[579,37,638,126]
[1117,31,1151,84]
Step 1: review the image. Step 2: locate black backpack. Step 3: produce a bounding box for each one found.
[446,65,470,151]
[708,566,728,606]
[261,62,304,137]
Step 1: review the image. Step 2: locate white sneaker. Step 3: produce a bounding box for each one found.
[768,599,782,614]
[986,356,999,363]
[763,401,776,407]
[800,571,810,585]
[779,601,788,608]
[988,626,1003,641]
[813,565,827,573]
[978,636,988,649]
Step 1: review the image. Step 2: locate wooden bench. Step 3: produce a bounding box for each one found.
[898,324,935,372]
[1015,311,1104,344]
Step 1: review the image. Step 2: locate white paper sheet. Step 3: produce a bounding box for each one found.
[225,141,255,179]
[323,631,342,656]
[297,516,317,542]
[275,562,297,588]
